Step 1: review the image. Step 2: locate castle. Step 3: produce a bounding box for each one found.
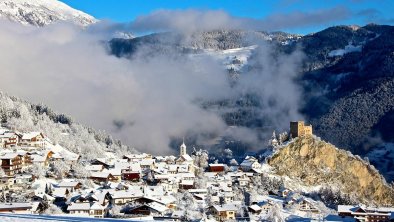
[290,121,313,138]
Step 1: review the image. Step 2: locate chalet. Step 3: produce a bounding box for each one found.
[30,151,53,167]
[57,181,82,192]
[86,164,104,172]
[179,180,194,190]
[238,174,251,187]
[140,159,155,171]
[209,164,226,172]
[111,189,143,205]
[91,158,113,169]
[0,175,14,190]
[0,202,34,214]
[67,202,90,216]
[14,174,34,184]
[19,132,45,148]
[32,193,55,204]
[0,153,23,175]
[338,205,394,222]
[20,153,32,170]
[0,132,19,148]
[112,169,124,181]
[258,201,274,214]
[126,202,169,216]
[123,153,152,162]
[67,202,109,218]
[223,192,235,203]
[52,188,70,202]
[209,204,238,221]
[240,156,261,172]
[298,199,319,213]
[121,169,140,181]
[90,172,117,183]
[248,204,262,214]
[89,202,109,218]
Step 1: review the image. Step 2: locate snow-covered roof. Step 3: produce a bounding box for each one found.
[249,204,261,211]
[180,180,194,185]
[168,165,178,171]
[140,159,155,165]
[158,195,177,205]
[176,172,195,178]
[58,181,80,188]
[154,174,170,180]
[67,202,90,211]
[30,154,47,162]
[209,163,225,167]
[213,204,238,212]
[22,132,42,140]
[52,188,68,198]
[31,202,41,212]
[107,168,122,176]
[240,158,259,167]
[90,202,106,210]
[180,154,193,162]
[90,172,111,178]
[0,152,20,159]
[0,202,33,210]
[85,164,103,172]
[144,186,165,197]
[325,214,356,222]
[111,190,143,199]
[0,132,16,138]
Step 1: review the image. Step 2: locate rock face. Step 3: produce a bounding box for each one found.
[268,136,394,205]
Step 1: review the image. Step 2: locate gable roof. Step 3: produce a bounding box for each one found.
[213,204,238,212]
[67,202,90,211]
[22,132,43,140]
[58,181,81,188]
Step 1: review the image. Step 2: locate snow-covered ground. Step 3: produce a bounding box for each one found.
[0,0,97,26]
[0,213,154,221]
[191,45,257,72]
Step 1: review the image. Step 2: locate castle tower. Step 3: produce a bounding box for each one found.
[180,138,187,156]
[290,121,312,138]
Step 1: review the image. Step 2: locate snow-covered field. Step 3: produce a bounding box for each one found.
[191,45,257,71]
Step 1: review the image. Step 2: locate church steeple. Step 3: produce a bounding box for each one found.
[180,137,187,156]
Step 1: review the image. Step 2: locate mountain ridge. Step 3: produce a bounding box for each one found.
[0,0,97,26]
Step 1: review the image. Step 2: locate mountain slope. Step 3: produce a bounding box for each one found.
[108,24,394,181]
[298,24,394,153]
[0,92,136,161]
[0,0,96,26]
[268,136,394,205]
[109,30,301,57]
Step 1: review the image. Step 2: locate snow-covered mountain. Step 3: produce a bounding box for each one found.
[0,0,97,26]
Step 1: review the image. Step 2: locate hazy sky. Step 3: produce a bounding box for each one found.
[60,0,394,34]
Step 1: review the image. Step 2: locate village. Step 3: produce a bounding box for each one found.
[0,122,392,221]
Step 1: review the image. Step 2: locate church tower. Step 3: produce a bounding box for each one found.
[180,138,187,156]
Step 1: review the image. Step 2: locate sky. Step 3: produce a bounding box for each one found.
[60,0,394,34]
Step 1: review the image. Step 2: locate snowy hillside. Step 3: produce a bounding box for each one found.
[0,0,97,26]
[0,92,136,161]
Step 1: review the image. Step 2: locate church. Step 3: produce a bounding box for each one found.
[175,139,194,165]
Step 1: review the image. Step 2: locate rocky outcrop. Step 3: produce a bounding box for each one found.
[268,136,394,205]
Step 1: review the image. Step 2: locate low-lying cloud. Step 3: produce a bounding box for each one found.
[0,17,305,155]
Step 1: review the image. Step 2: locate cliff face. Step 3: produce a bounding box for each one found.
[268,136,394,205]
